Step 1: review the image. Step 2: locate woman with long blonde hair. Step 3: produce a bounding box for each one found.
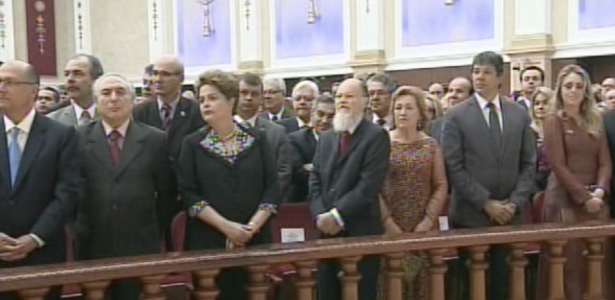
[537,64,613,300]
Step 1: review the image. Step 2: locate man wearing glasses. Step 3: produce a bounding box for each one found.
[0,61,79,300]
[133,56,203,250]
[260,76,295,121]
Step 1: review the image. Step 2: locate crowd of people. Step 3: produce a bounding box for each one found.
[0,49,614,300]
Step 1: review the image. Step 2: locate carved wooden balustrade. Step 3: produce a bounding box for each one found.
[1,221,614,300]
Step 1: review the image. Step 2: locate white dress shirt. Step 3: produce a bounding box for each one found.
[475,93,504,131]
[157,97,180,121]
[102,119,131,149]
[72,101,96,121]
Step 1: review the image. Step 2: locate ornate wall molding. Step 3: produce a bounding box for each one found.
[148,0,164,61]
[73,0,91,53]
[0,0,16,60]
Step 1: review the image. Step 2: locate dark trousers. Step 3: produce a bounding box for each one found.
[106,278,142,300]
[192,267,249,300]
[454,246,510,300]
[316,255,380,300]
[0,286,61,300]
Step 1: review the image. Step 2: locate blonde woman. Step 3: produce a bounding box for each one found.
[379,86,448,300]
[537,65,613,300]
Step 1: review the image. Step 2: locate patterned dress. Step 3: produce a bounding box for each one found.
[378,137,447,300]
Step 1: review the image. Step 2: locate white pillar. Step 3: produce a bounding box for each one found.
[148,0,165,62]
[238,0,263,68]
[73,0,92,54]
[355,0,383,53]
[515,0,551,36]
[0,0,16,60]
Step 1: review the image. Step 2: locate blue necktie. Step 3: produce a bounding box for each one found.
[8,127,21,186]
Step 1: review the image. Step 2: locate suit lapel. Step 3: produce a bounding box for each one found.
[65,107,78,126]
[499,100,517,161]
[89,122,115,171]
[335,120,366,166]
[12,115,47,194]
[169,98,190,136]
[149,101,163,129]
[0,119,9,196]
[114,122,145,178]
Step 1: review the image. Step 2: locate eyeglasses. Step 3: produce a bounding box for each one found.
[151,70,181,78]
[0,79,37,88]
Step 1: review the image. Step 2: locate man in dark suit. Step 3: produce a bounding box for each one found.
[235,73,292,202]
[309,78,390,300]
[133,56,202,247]
[512,66,544,112]
[48,54,103,126]
[430,76,472,144]
[278,80,319,134]
[75,74,177,300]
[0,61,79,300]
[366,73,397,130]
[288,94,335,203]
[260,76,294,121]
[442,51,536,300]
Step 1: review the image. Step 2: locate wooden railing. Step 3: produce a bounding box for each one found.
[1,221,614,300]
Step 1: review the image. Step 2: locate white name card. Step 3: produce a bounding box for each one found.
[438,216,450,231]
[281,228,306,243]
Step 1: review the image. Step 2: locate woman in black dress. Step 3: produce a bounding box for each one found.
[177,69,280,300]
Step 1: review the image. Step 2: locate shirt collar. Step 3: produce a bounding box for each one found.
[234,114,258,127]
[372,113,392,126]
[4,109,36,134]
[72,100,96,118]
[102,119,131,137]
[157,97,180,111]
[475,93,501,111]
[296,117,307,128]
[268,107,285,120]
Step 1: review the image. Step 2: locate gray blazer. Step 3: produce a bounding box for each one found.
[255,116,293,202]
[442,96,536,228]
[47,105,98,127]
[74,121,178,260]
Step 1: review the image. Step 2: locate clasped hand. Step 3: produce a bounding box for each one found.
[222,221,254,250]
[316,212,342,236]
[484,200,516,226]
[0,233,37,262]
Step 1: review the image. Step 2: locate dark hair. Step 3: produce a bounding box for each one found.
[195,69,239,101]
[519,66,545,82]
[42,86,61,102]
[25,64,40,85]
[143,64,154,76]
[472,51,504,77]
[367,73,399,93]
[70,53,104,80]
[239,72,262,90]
[313,94,334,107]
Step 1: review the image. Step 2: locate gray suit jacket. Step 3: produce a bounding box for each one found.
[254,116,292,202]
[74,120,178,260]
[47,105,98,127]
[442,96,536,228]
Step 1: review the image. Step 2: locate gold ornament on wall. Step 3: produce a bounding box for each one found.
[198,0,215,37]
[35,0,47,54]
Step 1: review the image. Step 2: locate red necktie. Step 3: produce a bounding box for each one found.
[108,130,122,167]
[338,132,352,158]
[161,104,172,130]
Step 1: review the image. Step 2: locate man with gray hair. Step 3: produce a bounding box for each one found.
[261,75,294,121]
[74,73,177,300]
[48,54,104,126]
[278,79,320,133]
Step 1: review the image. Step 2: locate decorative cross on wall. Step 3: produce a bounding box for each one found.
[198,0,215,36]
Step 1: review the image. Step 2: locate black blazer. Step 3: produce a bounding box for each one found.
[442,96,536,229]
[288,128,318,202]
[0,114,79,268]
[74,121,177,259]
[602,110,615,217]
[178,125,281,250]
[277,117,301,134]
[429,116,446,145]
[132,97,205,162]
[309,119,390,236]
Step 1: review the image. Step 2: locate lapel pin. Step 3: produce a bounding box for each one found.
[180,111,186,117]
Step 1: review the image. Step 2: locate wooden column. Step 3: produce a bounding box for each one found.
[340,256,363,300]
[81,281,111,300]
[428,249,448,300]
[586,238,606,300]
[546,240,567,300]
[385,252,405,300]
[141,274,167,300]
[194,269,220,300]
[467,246,489,300]
[247,265,270,300]
[295,260,318,300]
[17,287,49,300]
[509,243,528,300]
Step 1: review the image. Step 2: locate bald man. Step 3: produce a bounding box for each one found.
[0,61,79,300]
[430,77,472,144]
[310,78,390,300]
[133,56,203,249]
